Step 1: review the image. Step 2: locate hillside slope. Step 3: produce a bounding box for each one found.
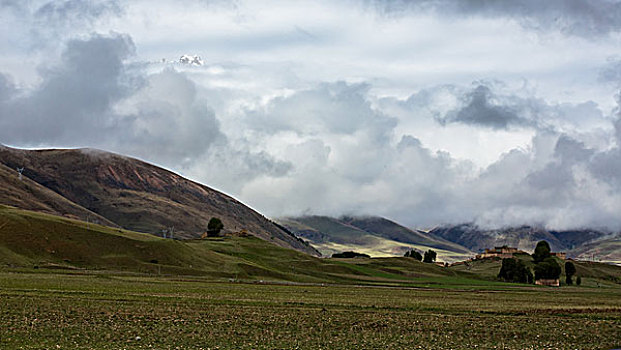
[279,215,472,262]
[0,206,467,283]
[0,163,115,226]
[0,146,318,256]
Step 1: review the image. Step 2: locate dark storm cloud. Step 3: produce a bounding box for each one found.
[371,0,621,37]
[441,85,526,129]
[0,33,136,143]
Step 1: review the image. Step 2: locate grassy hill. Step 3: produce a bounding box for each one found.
[279,215,472,262]
[0,205,478,285]
[0,146,318,255]
[2,205,619,289]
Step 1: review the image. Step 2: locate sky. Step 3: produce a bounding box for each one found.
[2,0,621,230]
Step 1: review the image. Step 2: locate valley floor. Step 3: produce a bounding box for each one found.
[1,270,619,349]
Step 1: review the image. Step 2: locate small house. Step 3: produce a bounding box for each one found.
[535,279,560,287]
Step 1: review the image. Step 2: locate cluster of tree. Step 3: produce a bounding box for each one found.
[331,251,371,259]
[423,249,437,263]
[403,249,423,261]
[498,258,533,284]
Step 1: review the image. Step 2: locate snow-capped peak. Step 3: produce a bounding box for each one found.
[179,55,204,66]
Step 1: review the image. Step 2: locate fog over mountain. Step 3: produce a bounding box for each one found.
[2,0,621,230]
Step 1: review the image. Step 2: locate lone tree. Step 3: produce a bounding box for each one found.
[532,241,551,263]
[576,276,582,286]
[565,261,576,285]
[207,217,224,237]
[534,257,561,281]
[404,249,423,261]
[498,258,533,284]
[423,249,437,263]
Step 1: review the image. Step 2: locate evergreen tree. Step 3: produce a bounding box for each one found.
[565,261,576,285]
[532,241,551,263]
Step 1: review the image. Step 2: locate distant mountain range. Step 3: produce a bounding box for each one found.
[0,146,318,256]
[278,215,473,262]
[280,215,620,264]
[429,224,620,263]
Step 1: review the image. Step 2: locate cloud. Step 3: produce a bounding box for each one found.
[4,33,619,232]
[0,33,136,143]
[0,74,15,101]
[34,0,122,25]
[0,33,288,187]
[246,82,397,136]
[600,58,621,86]
[441,84,525,129]
[371,0,621,37]
[231,77,621,231]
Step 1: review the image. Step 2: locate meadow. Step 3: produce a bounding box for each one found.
[1,270,619,349]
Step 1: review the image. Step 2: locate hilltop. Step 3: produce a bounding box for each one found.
[0,146,318,256]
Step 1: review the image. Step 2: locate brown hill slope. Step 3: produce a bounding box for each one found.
[0,146,318,256]
[0,163,114,226]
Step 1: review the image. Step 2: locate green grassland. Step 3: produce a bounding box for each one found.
[1,205,621,349]
[1,272,620,349]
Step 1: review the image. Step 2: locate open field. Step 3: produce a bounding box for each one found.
[1,206,621,348]
[0,270,620,349]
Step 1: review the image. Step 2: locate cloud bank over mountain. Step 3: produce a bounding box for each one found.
[2,0,621,230]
